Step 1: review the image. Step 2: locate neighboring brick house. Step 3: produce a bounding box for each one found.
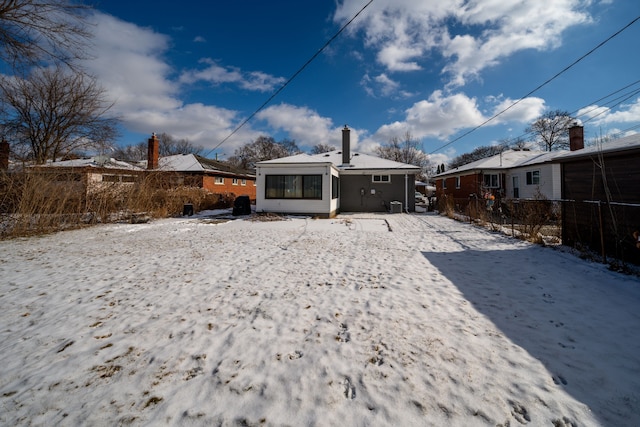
[433,149,548,208]
[433,125,587,208]
[144,133,256,200]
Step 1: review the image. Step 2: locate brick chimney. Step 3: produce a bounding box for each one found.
[569,124,584,151]
[342,125,350,165]
[0,140,9,171]
[147,133,159,169]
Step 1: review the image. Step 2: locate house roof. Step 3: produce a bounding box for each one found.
[258,150,421,173]
[434,149,553,177]
[143,154,255,177]
[434,132,640,177]
[554,132,640,162]
[36,156,142,171]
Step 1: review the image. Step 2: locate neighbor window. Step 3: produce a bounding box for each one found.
[232,178,239,185]
[214,177,224,185]
[483,173,499,188]
[265,175,322,199]
[442,178,447,189]
[241,179,247,186]
[372,174,390,183]
[526,170,540,185]
[455,176,461,189]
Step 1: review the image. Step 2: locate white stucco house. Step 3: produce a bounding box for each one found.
[255,126,421,217]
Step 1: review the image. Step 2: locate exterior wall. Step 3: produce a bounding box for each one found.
[256,164,336,217]
[505,164,561,200]
[339,173,415,212]
[435,172,482,201]
[202,175,256,199]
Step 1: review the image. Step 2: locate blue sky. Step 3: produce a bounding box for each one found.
[87,0,640,166]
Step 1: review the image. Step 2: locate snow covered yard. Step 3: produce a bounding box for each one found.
[1,213,639,426]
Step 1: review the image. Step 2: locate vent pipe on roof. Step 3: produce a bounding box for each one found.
[569,123,584,151]
[147,133,159,169]
[342,125,350,165]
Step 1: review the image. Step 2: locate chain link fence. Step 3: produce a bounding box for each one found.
[438,195,640,267]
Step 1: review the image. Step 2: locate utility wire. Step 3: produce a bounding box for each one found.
[496,80,640,147]
[429,14,640,155]
[204,0,374,158]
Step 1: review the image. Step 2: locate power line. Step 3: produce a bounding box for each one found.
[481,80,640,148]
[428,14,640,155]
[204,0,374,158]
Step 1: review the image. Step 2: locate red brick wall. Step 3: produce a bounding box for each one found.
[436,173,482,200]
[202,176,256,200]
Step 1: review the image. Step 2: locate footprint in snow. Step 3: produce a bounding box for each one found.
[343,377,356,399]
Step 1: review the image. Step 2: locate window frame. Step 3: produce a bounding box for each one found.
[372,174,391,183]
[526,170,540,185]
[265,174,323,200]
[483,173,499,188]
[214,176,224,185]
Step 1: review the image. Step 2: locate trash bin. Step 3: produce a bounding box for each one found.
[390,201,402,213]
[232,195,251,216]
[183,203,194,216]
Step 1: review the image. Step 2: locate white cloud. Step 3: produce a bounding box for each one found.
[577,97,640,125]
[193,36,206,43]
[361,73,412,98]
[179,59,285,92]
[335,0,591,87]
[82,12,272,153]
[256,104,340,147]
[374,90,485,141]
[487,95,546,124]
[371,90,546,150]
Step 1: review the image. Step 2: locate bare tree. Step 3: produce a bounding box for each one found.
[227,136,300,169]
[111,141,146,162]
[449,143,508,169]
[157,132,203,156]
[310,143,336,154]
[375,131,430,179]
[0,66,119,163]
[0,0,92,70]
[525,109,575,151]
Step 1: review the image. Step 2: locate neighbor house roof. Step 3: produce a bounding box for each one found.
[37,156,142,171]
[142,154,255,177]
[258,150,421,173]
[434,149,552,177]
[554,133,640,162]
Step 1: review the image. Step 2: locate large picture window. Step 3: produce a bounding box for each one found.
[265,175,322,199]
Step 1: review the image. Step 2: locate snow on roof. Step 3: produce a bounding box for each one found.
[435,149,550,176]
[436,133,640,176]
[258,150,420,172]
[142,154,255,176]
[156,154,204,172]
[555,132,640,161]
[38,157,142,170]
